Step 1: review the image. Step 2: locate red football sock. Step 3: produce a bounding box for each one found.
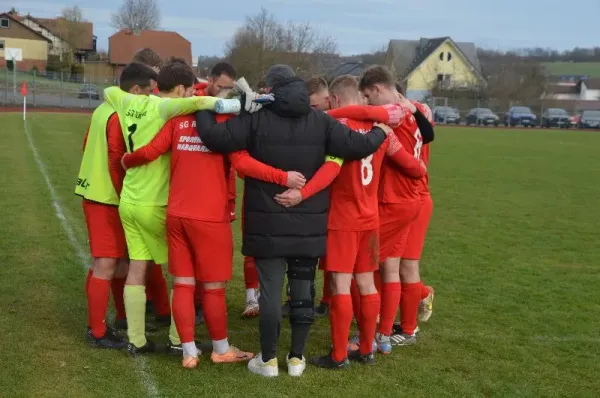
[111,277,127,320]
[87,276,111,338]
[243,257,259,289]
[400,282,421,335]
[350,279,361,322]
[203,288,228,341]
[321,271,331,305]
[147,264,170,316]
[329,294,353,362]
[377,282,401,336]
[195,284,204,308]
[172,283,195,343]
[420,282,430,300]
[85,268,93,294]
[359,293,380,355]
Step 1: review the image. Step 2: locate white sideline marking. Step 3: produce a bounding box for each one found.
[23,120,161,398]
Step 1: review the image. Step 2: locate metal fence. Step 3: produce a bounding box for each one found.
[0,66,113,109]
[3,65,600,119]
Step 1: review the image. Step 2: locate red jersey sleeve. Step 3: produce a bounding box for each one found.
[82,127,90,151]
[299,161,341,200]
[228,151,287,186]
[228,167,237,200]
[122,119,174,169]
[327,104,410,126]
[106,114,126,196]
[385,133,426,179]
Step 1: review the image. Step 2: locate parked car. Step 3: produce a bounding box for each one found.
[466,108,500,126]
[541,108,571,128]
[78,84,100,100]
[571,114,581,125]
[504,106,537,127]
[433,106,460,124]
[577,110,600,129]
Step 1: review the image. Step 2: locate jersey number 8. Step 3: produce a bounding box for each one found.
[361,154,374,186]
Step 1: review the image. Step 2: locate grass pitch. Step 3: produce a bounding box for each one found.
[0,112,598,397]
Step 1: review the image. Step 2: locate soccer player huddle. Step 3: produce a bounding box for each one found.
[77,48,436,377]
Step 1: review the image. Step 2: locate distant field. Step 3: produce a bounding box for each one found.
[542,62,600,78]
[0,113,599,396]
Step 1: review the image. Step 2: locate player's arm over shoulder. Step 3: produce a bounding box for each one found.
[103,86,134,113]
[195,111,252,154]
[323,112,387,161]
[157,96,218,121]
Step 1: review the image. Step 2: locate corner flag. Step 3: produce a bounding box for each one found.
[20,81,27,121]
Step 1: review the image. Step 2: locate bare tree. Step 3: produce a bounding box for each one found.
[110,0,161,31]
[57,6,87,72]
[479,50,546,112]
[225,8,338,85]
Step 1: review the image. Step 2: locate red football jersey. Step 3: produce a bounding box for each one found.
[418,144,430,195]
[414,102,433,196]
[378,111,423,204]
[328,118,389,231]
[163,115,231,222]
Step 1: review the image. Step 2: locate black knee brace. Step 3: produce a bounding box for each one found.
[287,258,317,325]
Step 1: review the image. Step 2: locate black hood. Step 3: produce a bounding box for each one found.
[268,77,310,118]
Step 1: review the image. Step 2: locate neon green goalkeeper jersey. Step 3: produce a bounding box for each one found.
[104,87,218,206]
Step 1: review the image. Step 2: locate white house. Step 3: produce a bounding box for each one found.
[544,79,600,101]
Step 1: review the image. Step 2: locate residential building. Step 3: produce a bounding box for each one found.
[385,37,485,100]
[0,12,50,71]
[544,79,600,101]
[19,15,96,62]
[109,29,191,79]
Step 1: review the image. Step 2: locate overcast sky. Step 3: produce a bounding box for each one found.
[6,0,599,57]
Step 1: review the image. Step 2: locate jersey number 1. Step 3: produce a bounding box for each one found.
[361,154,374,186]
[127,124,137,152]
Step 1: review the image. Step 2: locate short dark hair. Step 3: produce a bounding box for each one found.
[358,65,395,91]
[167,57,188,65]
[157,59,196,92]
[210,62,236,79]
[131,48,163,69]
[306,76,328,95]
[119,62,158,92]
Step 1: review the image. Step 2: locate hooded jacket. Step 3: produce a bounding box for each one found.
[195,77,386,258]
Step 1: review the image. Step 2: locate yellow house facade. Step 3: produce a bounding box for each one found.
[0,37,48,61]
[0,13,50,71]
[386,37,485,101]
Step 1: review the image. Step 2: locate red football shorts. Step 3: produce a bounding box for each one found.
[166,216,233,282]
[379,201,421,261]
[324,229,379,274]
[403,195,434,260]
[82,199,127,258]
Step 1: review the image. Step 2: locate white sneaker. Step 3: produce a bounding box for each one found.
[248,353,278,377]
[286,354,306,377]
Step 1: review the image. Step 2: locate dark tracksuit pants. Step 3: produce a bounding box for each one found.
[255,257,318,362]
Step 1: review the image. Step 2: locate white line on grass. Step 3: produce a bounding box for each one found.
[23,119,161,398]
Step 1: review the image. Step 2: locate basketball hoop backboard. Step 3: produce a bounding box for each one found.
[5,48,23,61]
